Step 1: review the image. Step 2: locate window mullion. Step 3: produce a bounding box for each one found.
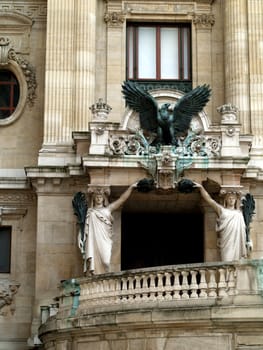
[156,26,161,79]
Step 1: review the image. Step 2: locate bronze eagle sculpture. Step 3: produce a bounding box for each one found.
[122,81,211,146]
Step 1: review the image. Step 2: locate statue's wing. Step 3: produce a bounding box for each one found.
[72,192,88,247]
[173,84,211,134]
[241,193,255,242]
[122,81,159,132]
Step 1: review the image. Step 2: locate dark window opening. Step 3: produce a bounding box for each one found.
[0,226,12,273]
[0,70,20,119]
[126,23,191,82]
[121,212,203,270]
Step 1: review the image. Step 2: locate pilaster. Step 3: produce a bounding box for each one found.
[224,0,250,134]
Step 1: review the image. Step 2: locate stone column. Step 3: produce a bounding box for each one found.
[247,0,263,165]
[74,0,96,131]
[42,0,75,146]
[224,0,250,134]
[40,0,96,164]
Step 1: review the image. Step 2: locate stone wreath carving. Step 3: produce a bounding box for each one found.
[0,36,37,107]
[0,280,20,316]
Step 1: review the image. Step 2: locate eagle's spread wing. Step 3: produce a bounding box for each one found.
[72,192,88,253]
[242,193,255,242]
[122,81,159,132]
[173,84,211,134]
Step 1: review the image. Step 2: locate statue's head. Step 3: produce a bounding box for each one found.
[223,192,239,209]
[89,187,109,207]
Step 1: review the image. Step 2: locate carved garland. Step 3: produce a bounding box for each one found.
[0,280,20,316]
[0,36,37,107]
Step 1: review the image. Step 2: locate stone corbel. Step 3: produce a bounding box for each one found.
[104,11,126,27]
[193,13,215,29]
[0,280,20,316]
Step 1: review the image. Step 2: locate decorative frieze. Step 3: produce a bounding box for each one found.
[0,3,47,21]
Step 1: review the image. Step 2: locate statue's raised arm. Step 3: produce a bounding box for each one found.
[194,181,249,262]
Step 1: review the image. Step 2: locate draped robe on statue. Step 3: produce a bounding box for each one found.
[216,206,247,261]
[84,207,113,274]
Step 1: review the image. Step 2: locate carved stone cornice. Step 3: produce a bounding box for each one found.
[193,13,215,29]
[104,11,125,27]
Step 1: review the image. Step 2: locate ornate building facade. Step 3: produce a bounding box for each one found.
[0,0,263,349]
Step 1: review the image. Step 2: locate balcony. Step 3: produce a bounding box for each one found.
[39,260,263,338]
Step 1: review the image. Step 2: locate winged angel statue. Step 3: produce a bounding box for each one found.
[122,81,211,147]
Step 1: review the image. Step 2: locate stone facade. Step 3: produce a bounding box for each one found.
[0,0,263,349]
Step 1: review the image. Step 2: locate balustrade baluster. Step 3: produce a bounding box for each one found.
[190,270,198,298]
[133,275,142,302]
[149,273,156,301]
[164,272,172,300]
[208,269,217,298]
[181,271,190,299]
[156,273,165,300]
[199,269,208,298]
[172,271,181,299]
[121,277,128,302]
[227,268,237,296]
[218,268,228,297]
[141,274,149,301]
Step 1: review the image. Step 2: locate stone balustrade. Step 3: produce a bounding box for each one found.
[49,260,262,320]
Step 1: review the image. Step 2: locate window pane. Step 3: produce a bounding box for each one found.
[160,28,179,79]
[138,27,156,79]
[0,227,11,273]
[127,27,134,79]
[182,28,190,79]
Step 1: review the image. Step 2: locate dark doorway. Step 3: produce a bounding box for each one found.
[121,211,203,270]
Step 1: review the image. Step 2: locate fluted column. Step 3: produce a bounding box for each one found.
[248,0,263,149]
[43,0,75,145]
[41,0,96,163]
[74,0,96,131]
[224,0,250,134]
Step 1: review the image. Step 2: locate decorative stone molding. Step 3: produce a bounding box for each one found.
[89,98,112,121]
[0,207,27,224]
[0,279,20,316]
[0,193,35,205]
[0,4,47,21]
[0,37,10,64]
[0,36,37,107]
[193,14,215,29]
[8,48,37,107]
[104,11,125,27]
[217,103,239,123]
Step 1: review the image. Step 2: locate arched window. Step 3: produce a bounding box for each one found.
[0,69,20,119]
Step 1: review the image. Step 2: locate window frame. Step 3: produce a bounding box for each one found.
[0,69,20,119]
[0,226,12,274]
[126,22,192,82]
[0,61,27,126]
